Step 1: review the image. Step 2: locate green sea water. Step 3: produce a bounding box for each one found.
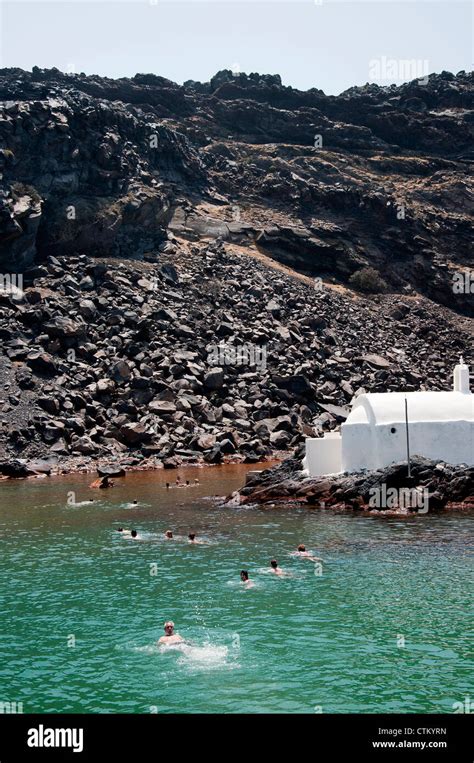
[0,465,472,714]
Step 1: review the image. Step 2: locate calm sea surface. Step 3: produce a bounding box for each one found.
[0,465,472,713]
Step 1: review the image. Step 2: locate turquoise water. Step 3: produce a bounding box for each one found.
[0,465,472,714]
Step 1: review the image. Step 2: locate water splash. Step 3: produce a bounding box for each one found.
[174,642,235,671]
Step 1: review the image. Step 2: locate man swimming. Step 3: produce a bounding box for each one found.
[270,559,284,576]
[240,570,255,589]
[188,533,205,544]
[165,530,173,539]
[157,621,184,646]
[99,476,114,489]
[295,544,323,563]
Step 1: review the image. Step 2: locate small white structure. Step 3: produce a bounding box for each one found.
[303,358,474,476]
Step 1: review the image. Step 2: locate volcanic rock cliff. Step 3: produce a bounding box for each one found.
[0,67,472,471]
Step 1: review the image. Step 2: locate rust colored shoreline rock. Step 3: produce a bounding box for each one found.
[237,447,474,515]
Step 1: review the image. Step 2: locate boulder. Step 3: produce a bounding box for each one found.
[97,464,126,477]
[119,422,152,445]
[203,368,224,390]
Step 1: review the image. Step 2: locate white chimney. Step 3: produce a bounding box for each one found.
[453,356,470,394]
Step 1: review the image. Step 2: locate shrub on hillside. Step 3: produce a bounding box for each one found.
[349,266,387,293]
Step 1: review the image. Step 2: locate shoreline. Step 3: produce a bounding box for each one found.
[233,449,474,516]
[0,453,283,479]
[2,451,473,518]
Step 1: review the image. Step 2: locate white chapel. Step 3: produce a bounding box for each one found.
[303,358,474,476]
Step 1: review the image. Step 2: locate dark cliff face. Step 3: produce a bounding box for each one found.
[0,67,472,470]
[0,66,472,313]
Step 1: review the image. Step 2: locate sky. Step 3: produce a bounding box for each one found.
[0,0,472,95]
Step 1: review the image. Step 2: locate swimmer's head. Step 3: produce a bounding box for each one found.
[89,499,94,502]
[164,621,174,635]
[166,483,170,488]
[188,533,196,541]
[133,500,137,505]
[240,570,249,581]
[270,559,278,569]
[131,530,138,538]
[298,544,306,552]
[186,480,190,485]
[165,530,173,539]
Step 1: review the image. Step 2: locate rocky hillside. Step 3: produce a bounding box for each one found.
[0,67,472,471]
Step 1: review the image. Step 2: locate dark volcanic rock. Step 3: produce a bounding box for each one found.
[238,453,474,514]
[0,66,471,470]
[97,464,126,478]
[0,66,471,315]
[0,243,469,469]
[0,459,38,477]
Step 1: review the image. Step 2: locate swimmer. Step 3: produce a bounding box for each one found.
[157,621,184,646]
[185,480,190,486]
[117,527,131,536]
[129,529,141,540]
[99,476,114,489]
[270,559,284,576]
[188,533,204,544]
[166,482,170,489]
[176,475,182,485]
[165,530,173,539]
[295,544,323,563]
[240,570,255,589]
[194,478,199,485]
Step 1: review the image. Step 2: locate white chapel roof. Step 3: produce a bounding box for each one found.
[345,391,474,426]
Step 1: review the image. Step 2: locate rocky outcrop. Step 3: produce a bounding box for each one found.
[0,238,470,470]
[238,451,474,513]
[0,66,472,469]
[0,72,204,267]
[0,67,472,313]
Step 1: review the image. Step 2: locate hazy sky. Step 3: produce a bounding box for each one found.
[0,1,472,94]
